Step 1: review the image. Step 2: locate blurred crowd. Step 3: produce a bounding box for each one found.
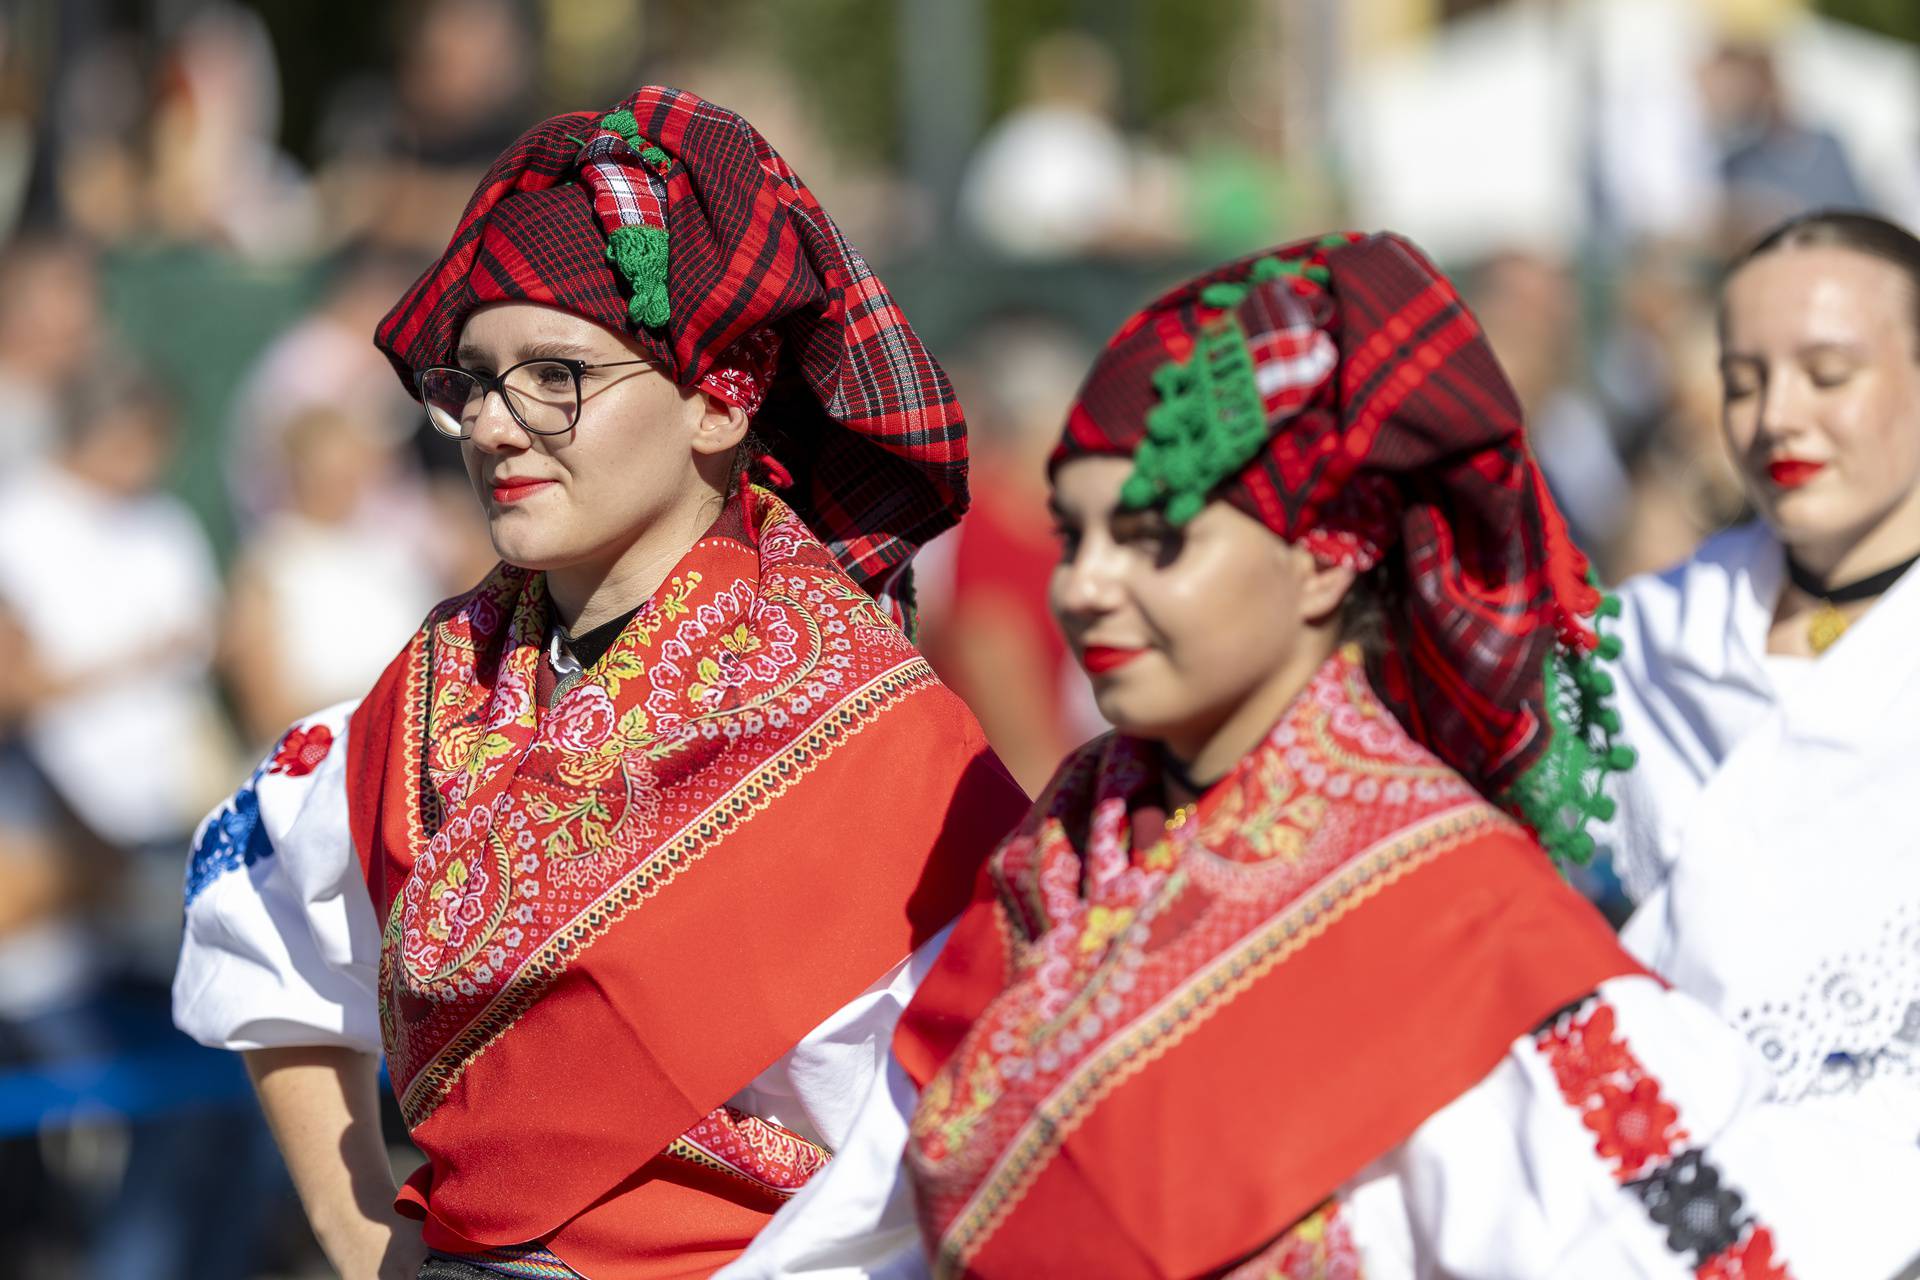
[0,0,1911,1275]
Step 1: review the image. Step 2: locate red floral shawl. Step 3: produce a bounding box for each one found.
[345,491,1027,1276]
[896,649,1639,1278]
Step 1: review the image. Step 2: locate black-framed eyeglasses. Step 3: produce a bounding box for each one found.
[416,357,654,439]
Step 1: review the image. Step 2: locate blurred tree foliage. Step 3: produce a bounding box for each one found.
[1817,0,1920,44]
[248,0,1254,169]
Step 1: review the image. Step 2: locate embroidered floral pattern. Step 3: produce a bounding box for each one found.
[184,761,272,906]
[1535,998,1797,1278]
[1221,1199,1365,1279]
[909,651,1494,1277]
[270,723,335,776]
[664,1104,831,1200]
[379,495,933,1126]
[1734,902,1920,1101]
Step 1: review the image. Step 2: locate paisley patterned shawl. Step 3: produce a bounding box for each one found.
[896,648,1640,1279]
[344,490,1026,1266]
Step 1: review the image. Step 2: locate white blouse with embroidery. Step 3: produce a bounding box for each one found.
[1602,521,1920,1122]
[170,700,931,1154]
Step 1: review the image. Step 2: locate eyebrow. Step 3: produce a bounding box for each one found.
[454,338,600,365]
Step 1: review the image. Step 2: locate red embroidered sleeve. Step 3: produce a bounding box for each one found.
[1535,997,1794,1280]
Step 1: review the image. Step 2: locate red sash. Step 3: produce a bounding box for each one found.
[347,492,1027,1277]
[897,649,1639,1278]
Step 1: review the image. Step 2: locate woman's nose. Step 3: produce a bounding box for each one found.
[467,390,529,453]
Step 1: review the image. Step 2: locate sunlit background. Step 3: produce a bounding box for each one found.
[0,1,1914,1275]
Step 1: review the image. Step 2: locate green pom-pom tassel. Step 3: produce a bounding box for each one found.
[1201,281,1248,309]
[1502,587,1639,872]
[1118,473,1159,510]
[605,224,670,329]
[600,110,639,142]
[640,145,670,168]
[1249,257,1287,284]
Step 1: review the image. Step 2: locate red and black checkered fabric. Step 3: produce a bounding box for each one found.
[1056,231,1601,798]
[374,86,968,595]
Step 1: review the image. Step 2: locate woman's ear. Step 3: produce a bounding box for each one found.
[1295,550,1357,628]
[689,391,750,457]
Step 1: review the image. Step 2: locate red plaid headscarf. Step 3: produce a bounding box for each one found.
[375,86,968,596]
[1055,231,1633,862]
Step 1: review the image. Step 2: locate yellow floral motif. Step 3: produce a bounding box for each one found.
[425,860,469,941]
[1212,754,1327,862]
[688,656,725,705]
[1079,905,1136,954]
[599,648,646,699]
[720,624,761,657]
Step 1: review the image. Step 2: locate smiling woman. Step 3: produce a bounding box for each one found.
[726,232,1920,1280]
[171,86,1028,1280]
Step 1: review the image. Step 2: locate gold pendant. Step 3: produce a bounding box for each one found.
[1807,600,1850,655]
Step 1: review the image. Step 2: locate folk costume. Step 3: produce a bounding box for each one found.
[173,87,1028,1279]
[725,234,1920,1280]
[1603,523,1920,1144]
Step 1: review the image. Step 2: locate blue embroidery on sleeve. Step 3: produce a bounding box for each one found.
[184,761,275,907]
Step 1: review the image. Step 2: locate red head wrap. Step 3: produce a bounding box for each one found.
[1054,231,1634,862]
[375,86,968,595]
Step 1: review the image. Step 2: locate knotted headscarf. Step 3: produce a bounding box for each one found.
[376,85,968,597]
[1055,231,1633,863]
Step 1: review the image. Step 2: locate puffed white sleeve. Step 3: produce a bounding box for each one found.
[171,701,382,1053]
[715,927,954,1280]
[1339,974,1920,1280]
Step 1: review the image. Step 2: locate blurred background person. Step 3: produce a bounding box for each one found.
[223,404,442,748]
[0,366,230,882]
[1701,39,1868,245]
[958,29,1183,260]
[0,235,100,461]
[920,313,1103,792]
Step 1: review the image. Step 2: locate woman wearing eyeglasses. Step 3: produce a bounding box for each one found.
[171,88,1027,1280]
[1603,211,1920,1155]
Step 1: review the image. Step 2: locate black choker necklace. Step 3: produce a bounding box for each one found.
[1158,748,1220,797]
[1785,551,1920,654]
[1786,552,1920,604]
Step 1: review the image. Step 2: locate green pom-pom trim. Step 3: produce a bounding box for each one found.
[640,144,670,168]
[605,224,670,329]
[1120,309,1269,526]
[1500,579,1638,869]
[600,110,639,142]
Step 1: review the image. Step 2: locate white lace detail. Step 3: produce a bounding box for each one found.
[1732,901,1920,1101]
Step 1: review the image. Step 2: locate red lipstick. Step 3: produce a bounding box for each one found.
[1080,645,1147,675]
[490,476,555,504]
[1766,459,1825,489]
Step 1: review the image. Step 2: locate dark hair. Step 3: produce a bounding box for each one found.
[1336,559,1400,666]
[1725,209,1920,336]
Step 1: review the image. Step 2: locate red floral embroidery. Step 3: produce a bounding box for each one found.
[269,724,334,777]
[1537,999,1798,1280]
[1536,1000,1632,1096]
[1586,1077,1682,1179]
[1699,1227,1792,1280]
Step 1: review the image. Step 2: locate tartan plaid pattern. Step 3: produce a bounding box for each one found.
[1056,231,1601,798]
[374,87,968,593]
[578,132,666,233]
